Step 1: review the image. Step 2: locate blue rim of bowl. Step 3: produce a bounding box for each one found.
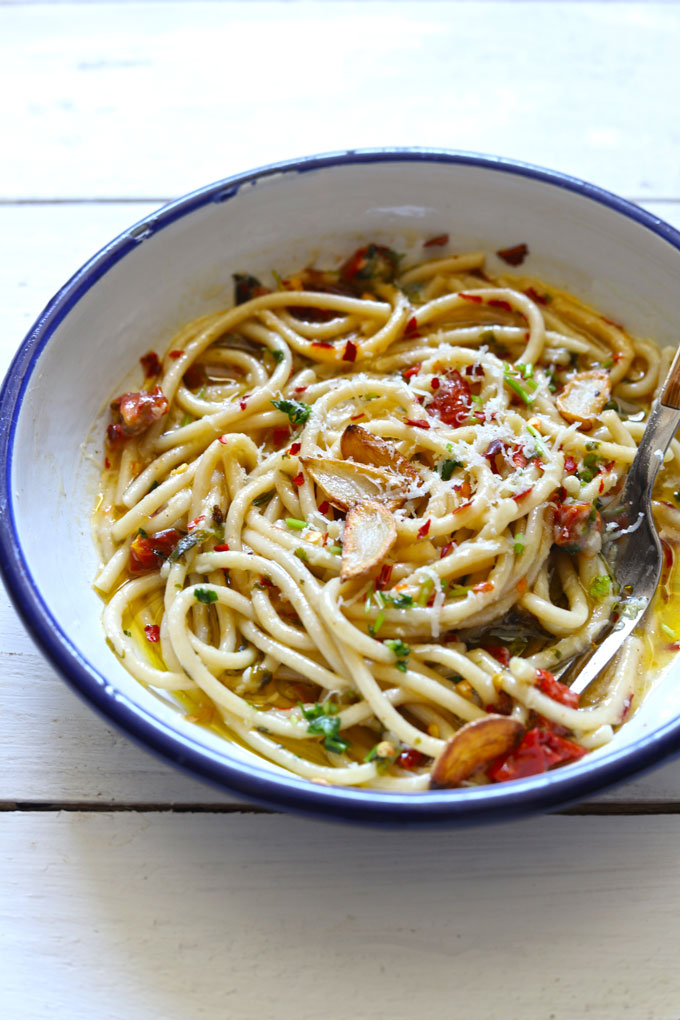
[2,147,680,826]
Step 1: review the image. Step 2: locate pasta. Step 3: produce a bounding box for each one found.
[93,240,680,791]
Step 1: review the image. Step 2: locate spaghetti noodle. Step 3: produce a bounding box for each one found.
[93,242,680,790]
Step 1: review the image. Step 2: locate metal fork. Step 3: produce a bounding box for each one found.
[561,348,680,696]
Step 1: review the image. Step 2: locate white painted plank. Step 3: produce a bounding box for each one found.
[2,199,680,807]
[1,812,680,1020]
[2,2,680,200]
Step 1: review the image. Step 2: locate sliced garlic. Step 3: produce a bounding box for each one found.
[556,369,611,427]
[340,424,420,481]
[302,457,408,511]
[429,714,523,789]
[341,500,397,581]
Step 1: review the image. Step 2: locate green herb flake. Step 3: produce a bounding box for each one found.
[168,529,212,563]
[272,350,285,364]
[252,490,274,507]
[300,701,349,754]
[194,588,218,604]
[180,412,193,428]
[368,610,385,637]
[271,398,312,426]
[382,592,414,609]
[137,528,148,539]
[385,638,410,672]
[294,547,309,562]
[440,458,463,480]
[589,575,612,600]
[123,629,131,637]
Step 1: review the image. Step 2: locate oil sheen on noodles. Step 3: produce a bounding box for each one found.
[93,242,680,791]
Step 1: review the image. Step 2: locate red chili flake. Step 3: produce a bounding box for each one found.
[272,426,292,448]
[104,456,111,470]
[404,317,421,338]
[169,350,184,359]
[431,376,440,390]
[311,341,334,349]
[454,500,473,515]
[472,581,494,594]
[621,694,634,721]
[342,340,357,362]
[239,399,248,411]
[604,460,616,471]
[140,351,162,378]
[424,233,449,247]
[536,668,580,709]
[598,478,605,493]
[318,500,330,515]
[513,487,533,502]
[602,316,624,331]
[350,413,365,421]
[396,748,426,770]
[496,242,529,266]
[459,292,483,303]
[288,441,302,455]
[402,363,421,381]
[404,418,430,429]
[417,519,431,538]
[484,645,511,667]
[294,386,308,394]
[564,455,578,474]
[613,351,624,363]
[321,531,329,546]
[464,364,485,377]
[440,541,454,559]
[376,563,393,589]
[144,624,161,643]
[187,515,206,531]
[488,298,513,313]
[483,438,504,475]
[258,576,275,588]
[129,528,182,573]
[524,287,548,306]
[292,472,304,487]
[213,544,230,552]
[662,539,674,571]
[512,448,528,470]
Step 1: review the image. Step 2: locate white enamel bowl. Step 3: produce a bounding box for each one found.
[2,150,680,825]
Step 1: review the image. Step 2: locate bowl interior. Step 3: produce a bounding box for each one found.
[6,154,680,813]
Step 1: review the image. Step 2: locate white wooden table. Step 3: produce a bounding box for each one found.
[3,3,680,1018]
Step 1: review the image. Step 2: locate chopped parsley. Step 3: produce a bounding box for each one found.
[252,490,274,507]
[168,529,213,562]
[300,701,349,754]
[271,398,312,426]
[440,458,463,481]
[385,638,410,672]
[272,350,285,363]
[194,588,218,604]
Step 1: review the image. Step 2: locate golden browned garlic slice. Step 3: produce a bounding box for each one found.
[556,369,611,427]
[340,424,420,481]
[428,714,524,789]
[341,500,397,581]
[302,457,408,511]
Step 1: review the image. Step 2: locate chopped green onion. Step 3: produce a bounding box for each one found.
[661,623,677,640]
[526,423,546,456]
[503,366,535,405]
[294,547,308,562]
[285,517,307,530]
[368,611,385,637]
[328,544,342,555]
[416,578,434,607]
[514,535,525,556]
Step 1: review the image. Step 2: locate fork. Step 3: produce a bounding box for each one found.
[561,347,680,696]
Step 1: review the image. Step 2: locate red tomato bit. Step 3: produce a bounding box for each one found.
[424,233,449,247]
[129,528,181,573]
[496,242,529,266]
[107,385,169,444]
[535,668,580,709]
[428,370,472,427]
[140,351,162,378]
[144,624,161,643]
[342,341,357,362]
[292,472,305,487]
[402,363,421,381]
[488,727,586,783]
[431,376,440,390]
[318,500,330,515]
[288,441,302,455]
[213,544,230,552]
[396,748,426,770]
[553,502,602,554]
[404,317,421,338]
